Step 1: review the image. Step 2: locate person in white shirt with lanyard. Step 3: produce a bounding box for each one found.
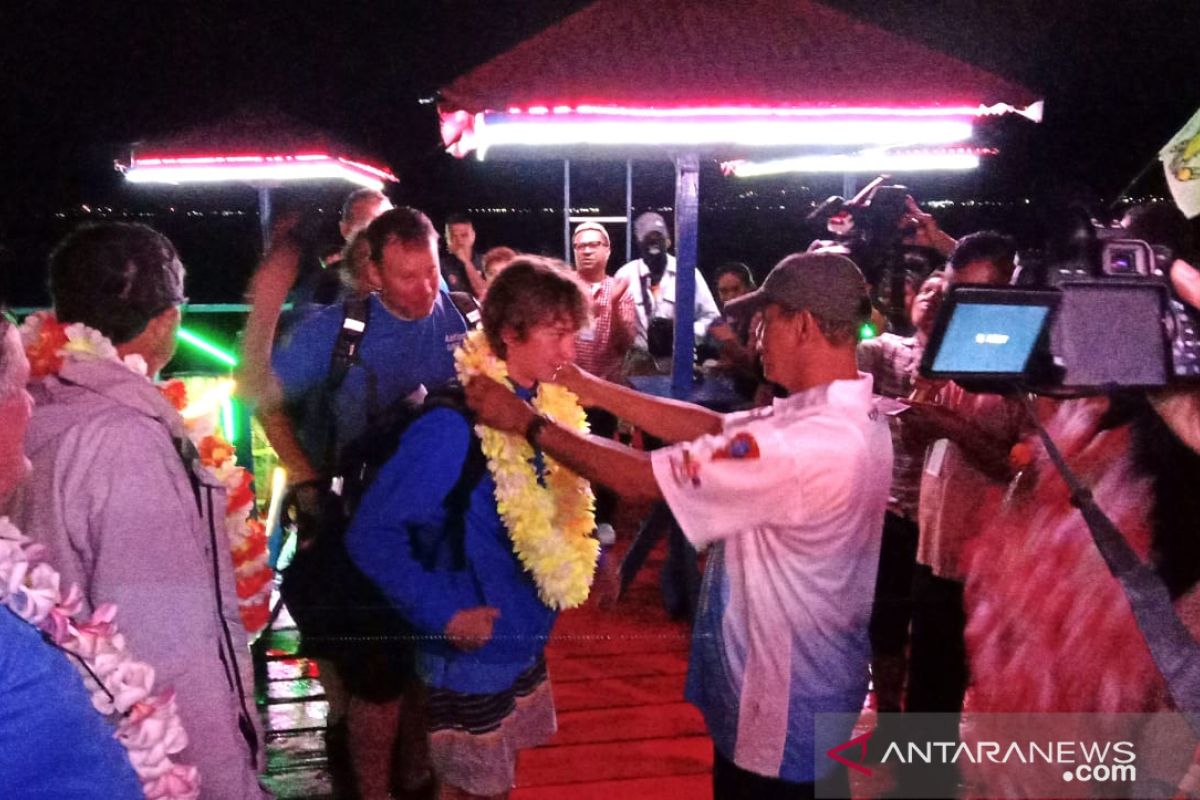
[615,212,721,373]
[466,252,893,799]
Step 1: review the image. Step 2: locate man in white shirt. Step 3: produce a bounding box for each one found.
[616,212,721,371]
[466,252,892,798]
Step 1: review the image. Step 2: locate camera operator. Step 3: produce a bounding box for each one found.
[961,202,1200,796]
[812,184,954,339]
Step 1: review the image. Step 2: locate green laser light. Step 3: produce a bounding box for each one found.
[176,327,238,367]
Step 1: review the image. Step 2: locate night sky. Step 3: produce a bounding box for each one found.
[1,0,1197,208]
[1,0,1198,308]
[0,0,592,213]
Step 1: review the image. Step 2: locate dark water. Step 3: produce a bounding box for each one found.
[0,156,1128,376]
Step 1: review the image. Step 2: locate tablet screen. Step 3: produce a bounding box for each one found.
[929,302,1050,374]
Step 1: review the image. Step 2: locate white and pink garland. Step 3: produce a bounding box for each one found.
[14,312,275,797]
[21,311,273,635]
[0,516,199,799]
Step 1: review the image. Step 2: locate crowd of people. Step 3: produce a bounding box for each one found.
[1,185,1199,800]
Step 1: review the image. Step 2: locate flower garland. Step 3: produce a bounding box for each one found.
[23,310,149,379]
[21,312,273,636]
[454,329,598,610]
[160,385,273,635]
[0,516,199,799]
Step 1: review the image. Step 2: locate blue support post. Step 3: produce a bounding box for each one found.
[625,159,634,264]
[672,154,700,393]
[257,186,272,252]
[563,159,572,261]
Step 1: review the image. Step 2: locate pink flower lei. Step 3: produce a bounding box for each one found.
[20,312,273,635]
[0,517,200,799]
[16,311,274,797]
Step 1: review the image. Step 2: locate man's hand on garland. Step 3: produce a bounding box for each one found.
[465,376,537,435]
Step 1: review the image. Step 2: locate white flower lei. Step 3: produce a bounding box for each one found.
[454,330,599,610]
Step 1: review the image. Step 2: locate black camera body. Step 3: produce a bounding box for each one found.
[809,177,927,332]
[921,236,1200,394]
[810,177,913,280]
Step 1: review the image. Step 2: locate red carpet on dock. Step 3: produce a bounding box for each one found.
[259,536,713,799]
[512,544,711,798]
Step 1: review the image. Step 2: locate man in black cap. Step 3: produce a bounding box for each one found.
[616,211,721,373]
[466,252,893,799]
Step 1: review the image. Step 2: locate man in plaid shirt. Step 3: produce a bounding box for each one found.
[855,270,946,715]
[571,221,636,382]
[571,221,636,545]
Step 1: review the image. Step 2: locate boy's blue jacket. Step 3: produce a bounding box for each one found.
[346,403,557,694]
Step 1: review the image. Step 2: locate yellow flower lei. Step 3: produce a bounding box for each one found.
[454,329,598,610]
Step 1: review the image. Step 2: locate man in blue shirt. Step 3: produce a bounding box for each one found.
[256,206,470,800]
[268,207,470,466]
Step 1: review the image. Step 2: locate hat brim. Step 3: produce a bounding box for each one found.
[722,286,771,322]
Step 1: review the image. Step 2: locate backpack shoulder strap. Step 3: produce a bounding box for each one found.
[422,387,488,569]
[448,291,482,329]
[422,387,487,493]
[312,295,372,475]
[443,420,487,515]
[328,294,371,391]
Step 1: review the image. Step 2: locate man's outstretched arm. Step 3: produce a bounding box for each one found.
[238,216,303,410]
[465,376,664,503]
[555,363,723,444]
[237,221,322,483]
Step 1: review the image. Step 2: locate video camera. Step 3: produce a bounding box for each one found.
[808,176,928,330]
[810,178,911,254]
[808,176,914,278]
[920,225,1200,394]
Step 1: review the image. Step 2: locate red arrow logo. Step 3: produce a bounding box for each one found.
[826,730,874,776]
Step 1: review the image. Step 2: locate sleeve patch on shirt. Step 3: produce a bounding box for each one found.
[712,432,760,461]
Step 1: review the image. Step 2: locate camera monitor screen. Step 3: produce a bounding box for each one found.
[922,288,1057,379]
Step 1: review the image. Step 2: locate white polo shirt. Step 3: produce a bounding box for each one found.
[650,374,892,782]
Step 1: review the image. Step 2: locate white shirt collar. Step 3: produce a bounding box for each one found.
[636,254,676,278]
[772,373,874,416]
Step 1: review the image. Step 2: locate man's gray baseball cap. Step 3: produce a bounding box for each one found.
[725,252,869,325]
[633,212,670,241]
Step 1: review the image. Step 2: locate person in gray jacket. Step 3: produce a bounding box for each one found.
[10,223,268,800]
